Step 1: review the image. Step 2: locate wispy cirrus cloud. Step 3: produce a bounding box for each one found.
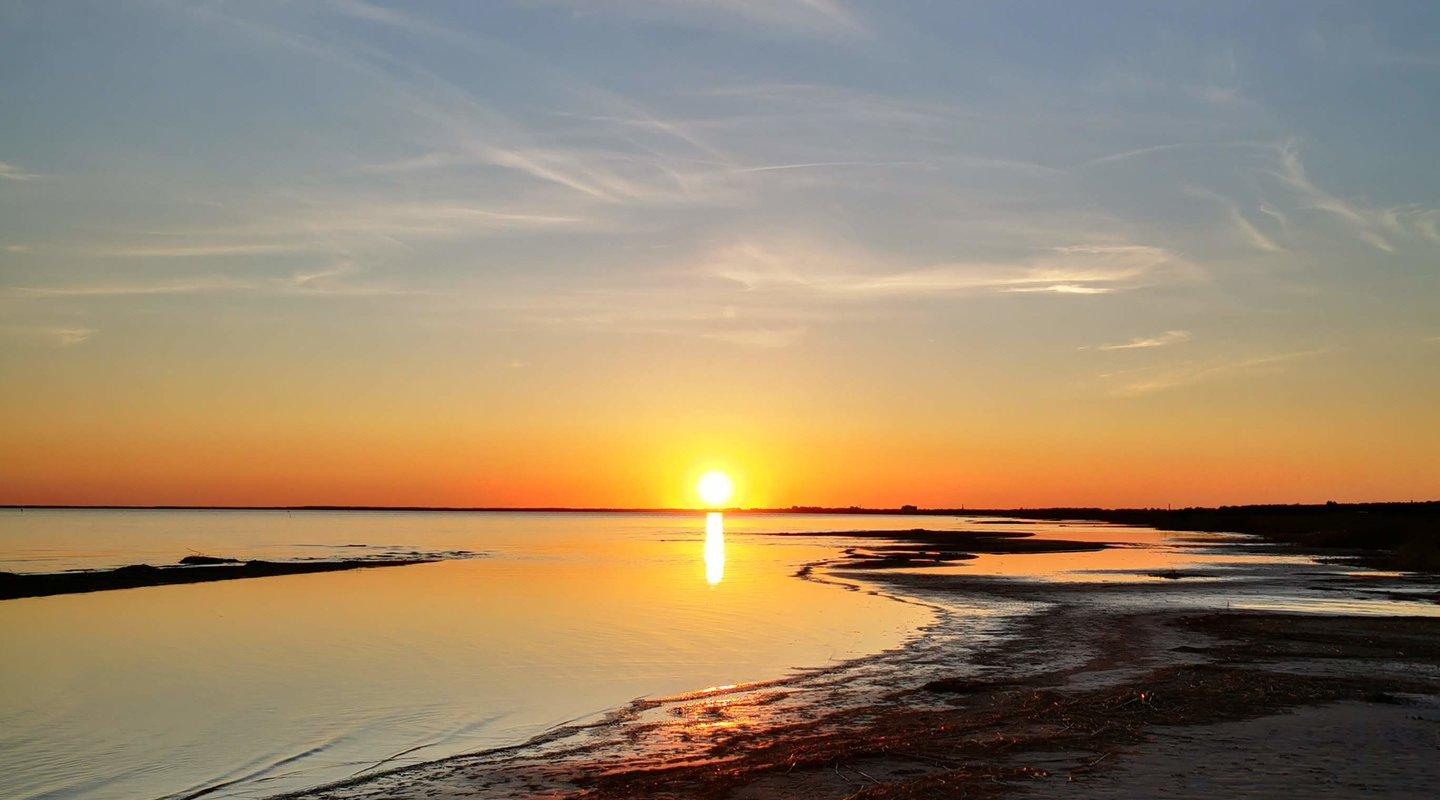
[78,200,600,266]
[494,282,833,348]
[3,261,425,300]
[11,3,1436,373]
[3,276,249,298]
[1083,330,1193,351]
[707,241,1191,299]
[531,0,867,39]
[178,2,732,210]
[0,161,44,182]
[726,160,927,175]
[1079,138,1438,258]
[1261,138,1440,254]
[0,325,97,347]
[1104,349,1328,396]
[698,326,807,349]
[491,239,1187,350]
[1073,141,1270,171]
[89,243,309,258]
[276,260,436,297]
[1183,186,1284,254]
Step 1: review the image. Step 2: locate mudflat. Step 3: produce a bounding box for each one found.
[281,528,1440,800]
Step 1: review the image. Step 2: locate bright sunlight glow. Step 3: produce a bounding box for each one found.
[704,511,725,586]
[696,471,734,508]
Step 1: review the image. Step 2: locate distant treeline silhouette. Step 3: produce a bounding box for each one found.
[772,501,1440,571]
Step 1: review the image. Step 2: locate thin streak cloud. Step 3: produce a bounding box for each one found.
[1083,330,1193,351]
[728,161,926,174]
[1183,187,1284,253]
[533,0,868,38]
[1073,141,1268,170]
[0,161,44,181]
[1270,140,1395,253]
[1107,349,1328,396]
[4,277,249,297]
[0,325,97,347]
[707,242,1188,299]
[90,243,309,258]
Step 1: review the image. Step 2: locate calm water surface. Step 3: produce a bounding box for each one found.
[0,510,938,800]
[1,510,1430,800]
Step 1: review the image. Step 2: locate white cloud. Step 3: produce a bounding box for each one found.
[1003,284,1113,295]
[1182,187,1285,253]
[1073,141,1269,171]
[706,241,1188,299]
[1229,206,1284,253]
[1269,140,1399,253]
[1083,139,1437,258]
[533,0,867,38]
[79,201,600,267]
[4,277,248,297]
[4,265,421,300]
[727,160,926,175]
[498,286,825,348]
[1106,349,1328,396]
[89,243,308,258]
[53,327,95,346]
[0,161,43,181]
[699,326,806,348]
[1084,330,1193,351]
[179,1,735,212]
[0,325,97,347]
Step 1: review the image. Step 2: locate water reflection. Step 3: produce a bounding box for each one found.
[0,512,933,800]
[704,512,725,586]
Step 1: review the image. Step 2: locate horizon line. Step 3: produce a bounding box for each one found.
[3,500,1438,514]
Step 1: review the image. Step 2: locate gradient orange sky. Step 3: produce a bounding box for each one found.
[2,2,1438,508]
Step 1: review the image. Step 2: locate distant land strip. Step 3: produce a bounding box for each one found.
[4,501,1436,514]
[4,501,1437,570]
[0,557,442,601]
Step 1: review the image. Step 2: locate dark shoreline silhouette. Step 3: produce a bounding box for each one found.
[952,502,1440,571]
[0,556,438,601]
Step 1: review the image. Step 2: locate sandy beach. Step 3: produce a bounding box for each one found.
[276,523,1440,800]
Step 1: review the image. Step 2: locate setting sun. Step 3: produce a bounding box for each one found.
[696,471,735,508]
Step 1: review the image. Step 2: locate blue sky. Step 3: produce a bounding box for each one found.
[2,1,1438,505]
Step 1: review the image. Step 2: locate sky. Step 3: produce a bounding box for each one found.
[1,0,1438,508]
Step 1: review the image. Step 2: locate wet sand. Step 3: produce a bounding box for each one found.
[1025,699,1440,799]
[281,527,1440,800]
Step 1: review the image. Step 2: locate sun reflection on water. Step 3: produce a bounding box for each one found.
[704,512,725,586]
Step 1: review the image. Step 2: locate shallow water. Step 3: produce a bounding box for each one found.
[0,510,939,800]
[0,510,1432,800]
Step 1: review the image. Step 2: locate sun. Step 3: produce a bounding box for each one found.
[696,471,735,508]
